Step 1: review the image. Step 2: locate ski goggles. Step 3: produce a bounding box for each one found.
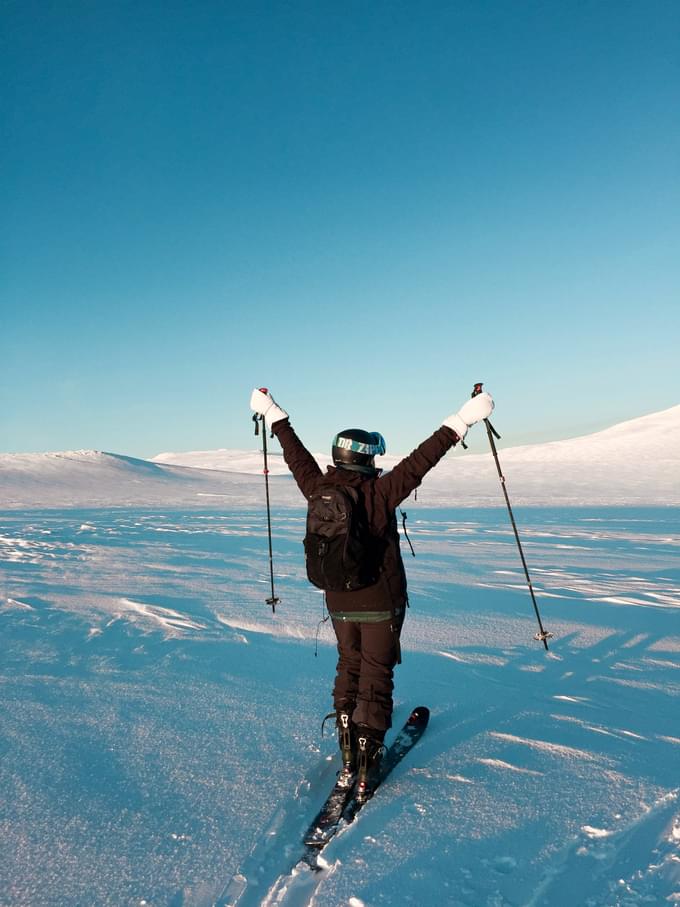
[332,432,387,456]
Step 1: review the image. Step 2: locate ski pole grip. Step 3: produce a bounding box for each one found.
[471,382,484,398]
[259,387,269,394]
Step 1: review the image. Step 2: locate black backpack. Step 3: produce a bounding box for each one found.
[304,484,381,592]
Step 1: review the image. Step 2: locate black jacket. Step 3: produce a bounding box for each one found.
[273,419,460,615]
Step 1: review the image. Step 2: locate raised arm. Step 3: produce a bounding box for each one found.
[272,420,323,498]
[375,427,457,506]
[376,391,494,508]
[250,388,322,499]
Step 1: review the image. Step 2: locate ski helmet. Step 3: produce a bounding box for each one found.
[331,429,386,474]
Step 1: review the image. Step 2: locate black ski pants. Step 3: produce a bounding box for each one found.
[331,612,404,738]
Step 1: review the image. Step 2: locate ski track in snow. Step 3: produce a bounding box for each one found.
[0,506,679,906]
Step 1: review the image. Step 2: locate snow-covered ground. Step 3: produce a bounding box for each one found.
[1,406,678,904]
[2,404,679,508]
[1,505,679,906]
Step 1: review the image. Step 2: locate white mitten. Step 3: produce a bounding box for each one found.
[250,387,288,428]
[443,392,494,440]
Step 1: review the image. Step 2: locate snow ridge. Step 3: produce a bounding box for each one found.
[1,405,679,508]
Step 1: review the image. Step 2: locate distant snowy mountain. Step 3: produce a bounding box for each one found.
[419,403,680,506]
[1,405,678,508]
[0,449,299,509]
[151,447,313,475]
[152,405,680,507]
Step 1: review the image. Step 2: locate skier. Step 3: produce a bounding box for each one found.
[249,386,494,798]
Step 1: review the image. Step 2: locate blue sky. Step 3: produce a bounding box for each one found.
[2,1,678,458]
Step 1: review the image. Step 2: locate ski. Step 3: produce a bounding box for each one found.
[301,767,356,850]
[299,705,430,869]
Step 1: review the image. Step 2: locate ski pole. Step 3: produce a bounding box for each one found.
[471,383,553,651]
[253,389,280,613]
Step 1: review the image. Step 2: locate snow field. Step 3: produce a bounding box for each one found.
[0,506,678,906]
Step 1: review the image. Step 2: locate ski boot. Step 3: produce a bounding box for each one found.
[355,726,385,802]
[322,707,357,789]
[335,710,357,789]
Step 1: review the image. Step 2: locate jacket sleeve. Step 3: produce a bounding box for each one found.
[272,419,323,499]
[375,426,459,509]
